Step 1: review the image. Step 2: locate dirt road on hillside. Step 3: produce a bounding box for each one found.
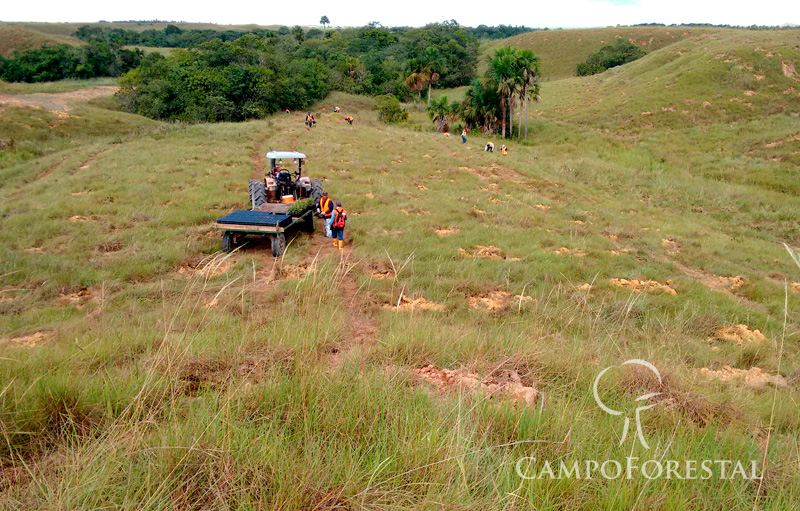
[0,85,119,112]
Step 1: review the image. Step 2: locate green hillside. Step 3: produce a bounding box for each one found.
[0,26,81,57]
[1,25,800,509]
[481,26,714,80]
[533,30,800,127]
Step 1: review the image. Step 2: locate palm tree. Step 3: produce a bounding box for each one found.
[514,49,541,141]
[344,57,364,79]
[428,95,450,132]
[404,72,427,111]
[291,26,304,44]
[320,16,330,28]
[404,59,430,111]
[488,47,517,138]
[421,47,443,107]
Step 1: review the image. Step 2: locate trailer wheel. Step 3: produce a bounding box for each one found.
[310,179,324,201]
[249,180,267,209]
[271,233,286,257]
[222,231,234,252]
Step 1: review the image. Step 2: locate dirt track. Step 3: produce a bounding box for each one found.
[0,85,118,112]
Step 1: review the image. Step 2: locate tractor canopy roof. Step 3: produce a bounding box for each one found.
[266,151,306,160]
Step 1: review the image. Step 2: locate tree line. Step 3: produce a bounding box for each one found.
[75,22,535,49]
[75,24,278,48]
[0,42,142,83]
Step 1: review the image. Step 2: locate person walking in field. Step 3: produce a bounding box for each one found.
[461,127,468,144]
[305,111,315,128]
[317,191,334,237]
[501,144,508,155]
[331,202,348,251]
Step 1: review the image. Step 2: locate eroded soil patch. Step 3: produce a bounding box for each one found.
[699,366,786,389]
[412,365,539,407]
[385,295,446,312]
[610,278,676,295]
[468,290,534,313]
[714,324,767,344]
[459,245,520,261]
[434,226,459,237]
[555,247,586,257]
[1,331,50,347]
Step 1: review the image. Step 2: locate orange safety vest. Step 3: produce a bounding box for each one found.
[320,197,333,217]
[306,114,313,122]
[332,208,347,228]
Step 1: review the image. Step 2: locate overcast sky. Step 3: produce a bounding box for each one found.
[4,0,798,28]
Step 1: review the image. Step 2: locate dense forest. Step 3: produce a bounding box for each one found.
[0,43,142,82]
[116,22,483,122]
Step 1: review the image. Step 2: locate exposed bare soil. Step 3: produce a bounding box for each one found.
[0,86,118,112]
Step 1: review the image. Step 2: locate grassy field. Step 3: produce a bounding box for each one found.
[0,26,81,57]
[1,27,800,509]
[481,26,721,80]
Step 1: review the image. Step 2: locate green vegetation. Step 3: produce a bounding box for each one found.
[456,46,540,138]
[575,38,646,76]
[287,197,316,216]
[0,43,142,82]
[1,23,800,509]
[75,23,278,48]
[115,23,480,122]
[374,94,409,123]
[116,37,330,122]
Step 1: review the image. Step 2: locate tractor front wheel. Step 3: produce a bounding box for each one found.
[271,233,286,257]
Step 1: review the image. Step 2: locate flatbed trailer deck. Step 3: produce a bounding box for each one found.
[215,208,314,256]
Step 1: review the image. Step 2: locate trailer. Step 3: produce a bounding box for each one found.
[215,206,314,257]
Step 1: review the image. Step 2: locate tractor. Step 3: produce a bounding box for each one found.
[248,151,324,209]
[215,151,325,257]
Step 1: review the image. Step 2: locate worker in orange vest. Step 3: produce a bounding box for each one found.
[331,202,347,251]
[318,191,334,237]
[305,112,315,128]
[501,144,508,155]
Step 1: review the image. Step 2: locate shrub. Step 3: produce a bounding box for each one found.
[374,94,409,123]
[575,39,646,76]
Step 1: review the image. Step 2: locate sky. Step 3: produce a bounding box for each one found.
[3,0,798,28]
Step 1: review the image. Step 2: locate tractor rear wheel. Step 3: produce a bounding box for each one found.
[271,233,286,257]
[310,179,324,201]
[249,179,267,209]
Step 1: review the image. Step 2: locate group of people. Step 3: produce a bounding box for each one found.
[302,108,354,128]
[461,129,508,155]
[484,142,509,155]
[317,191,348,251]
